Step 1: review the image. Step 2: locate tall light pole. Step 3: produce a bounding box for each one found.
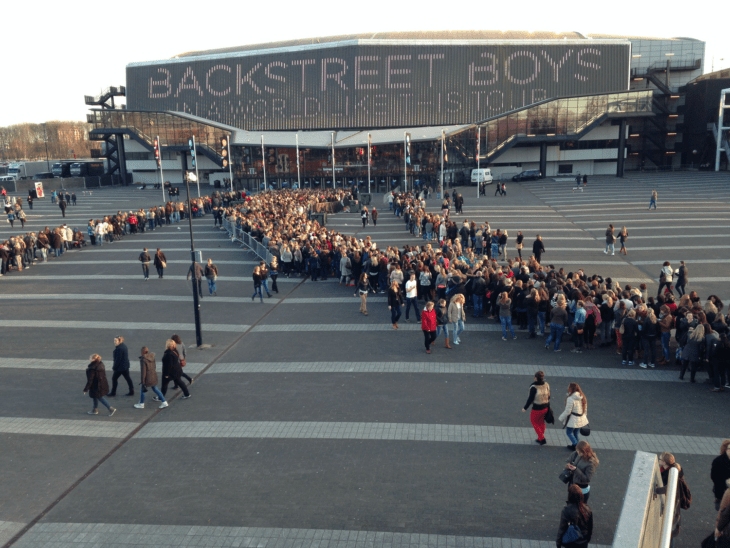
[295,133,301,189]
[367,133,372,194]
[331,132,336,189]
[440,129,445,199]
[476,127,481,199]
[185,169,203,347]
[43,123,50,172]
[261,135,266,193]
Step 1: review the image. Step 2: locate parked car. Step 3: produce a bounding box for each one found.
[512,170,542,182]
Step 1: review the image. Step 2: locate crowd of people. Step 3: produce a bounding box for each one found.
[223,188,727,391]
[1,188,240,276]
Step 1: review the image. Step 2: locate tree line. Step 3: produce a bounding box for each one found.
[0,121,97,162]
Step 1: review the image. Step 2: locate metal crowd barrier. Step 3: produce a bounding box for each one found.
[223,217,274,264]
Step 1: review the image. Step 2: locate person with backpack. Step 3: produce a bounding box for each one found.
[556,485,593,548]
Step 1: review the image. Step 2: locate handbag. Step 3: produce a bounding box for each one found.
[562,524,583,545]
[161,261,167,268]
[180,358,186,367]
[580,424,591,436]
[558,469,573,484]
[545,405,555,425]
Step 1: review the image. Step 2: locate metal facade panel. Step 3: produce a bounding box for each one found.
[127,43,630,131]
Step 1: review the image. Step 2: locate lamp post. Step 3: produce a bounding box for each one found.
[43,123,50,172]
[185,170,203,347]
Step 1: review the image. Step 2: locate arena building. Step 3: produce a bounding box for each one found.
[87,31,707,191]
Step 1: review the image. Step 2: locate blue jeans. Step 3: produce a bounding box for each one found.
[605,242,614,253]
[527,312,537,335]
[262,279,271,294]
[537,311,546,335]
[436,324,450,338]
[472,295,484,317]
[661,332,671,361]
[54,248,62,257]
[252,285,263,301]
[390,305,402,325]
[207,278,217,294]
[452,320,464,341]
[148,219,154,230]
[649,198,657,209]
[499,316,515,338]
[93,397,111,410]
[139,386,165,404]
[491,244,498,258]
[546,323,565,350]
[405,297,421,320]
[566,427,580,446]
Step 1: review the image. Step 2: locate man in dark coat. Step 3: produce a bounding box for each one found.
[532,235,545,264]
[187,260,204,299]
[109,336,134,397]
[58,197,66,218]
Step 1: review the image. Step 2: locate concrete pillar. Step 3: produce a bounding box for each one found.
[115,134,128,185]
[539,142,547,177]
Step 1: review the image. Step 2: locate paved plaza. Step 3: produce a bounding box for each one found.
[1,173,729,548]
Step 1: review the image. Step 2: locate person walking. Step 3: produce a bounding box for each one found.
[571,301,586,354]
[618,226,628,255]
[712,440,730,510]
[556,485,593,548]
[658,261,674,297]
[83,354,116,416]
[109,336,134,397]
[134,347,168,409]
[522,370,551,445]
[59,196,67,218]
[558,383,588,450]
[355,272,369,315]
[515,231,524,260]
[371,207,378,227]
[421,301,438,354]
[659,452,685,547]
[679,323,705,382]
[154,248,167,279]
[604,224,615,255]
[649,189,658,210]
[533,235,545,263]
[361,206,369,227]
[405,272,421,323]
[387,280,403,329]
[159,339,191,399]
[269,257,280,294]
[435,298,451,349]
[252,265,264,302]
[498,291,517,341]
[139,247,151,281]
[187,260,204,299]
[171,334,194,386]
[565,441,599,503]
[204,258,218,296]
[259,261,273,297]
[448,293,466,345]
[676,261,688,296]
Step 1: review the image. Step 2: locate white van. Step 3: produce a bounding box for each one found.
[470,168,493,185]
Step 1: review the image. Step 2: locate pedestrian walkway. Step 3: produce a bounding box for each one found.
[10,522,611,548]
[0,417,137,438]
[0,319,249,332]
[0,357,207,373]
[135,420,721,455]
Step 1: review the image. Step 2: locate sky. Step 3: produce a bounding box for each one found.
[2,0,727,127]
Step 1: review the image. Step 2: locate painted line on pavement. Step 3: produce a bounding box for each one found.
[0,417,137,439]
[0,320,249,332]
[0,357,207,373]
[134,420,722,455]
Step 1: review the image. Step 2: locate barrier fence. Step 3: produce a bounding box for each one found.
[223,217,274,264]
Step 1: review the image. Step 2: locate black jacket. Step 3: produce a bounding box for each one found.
[556,503,593,547]
[622,317,639,339]
[84,360,110,399]
[533,239,545,255]
[112,343,130,372]
[161,349,183,379]
[712,453,730,500]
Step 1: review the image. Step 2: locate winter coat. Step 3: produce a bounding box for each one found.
[682,330,703,362]
[558,392,588,428]
[436,304,448,326]
[567,450,598,486]
[139,353,159,387]
[154,252,167,268]
[556,503,593,547]
[84,360,110,399]
[712,453,730,501]
[421,309,437,331]
[112,343,130,372]
[161,349,183,380]
[448,301,466,323]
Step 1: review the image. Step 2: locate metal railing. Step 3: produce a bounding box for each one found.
[223,217,274,264]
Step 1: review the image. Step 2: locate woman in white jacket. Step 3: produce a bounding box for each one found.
[658,261,674,297]
[558,383,589,450]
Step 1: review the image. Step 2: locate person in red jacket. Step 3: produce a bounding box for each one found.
[421,301,438,354]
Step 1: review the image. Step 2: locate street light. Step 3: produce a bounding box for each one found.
[42,123,50,172]
[184,170,203,347]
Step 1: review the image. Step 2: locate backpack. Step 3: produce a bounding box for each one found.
[677,474,692,510]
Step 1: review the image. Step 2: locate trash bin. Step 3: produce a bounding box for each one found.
[359,193,372,205]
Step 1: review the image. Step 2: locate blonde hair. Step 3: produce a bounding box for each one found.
[165,339,177,350]
[689,324,706,343]
[89,354,101,362]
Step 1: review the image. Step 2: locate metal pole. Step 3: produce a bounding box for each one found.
[192,135,200,197]
[227,136,233,193]
[296,134,301,189]
[367,133,371,195]
[184,171,203,347]
[440,129,445,199]
[261,135,266,193]
[43,124,50,172]
[476,127,481,199]
[403,131,407,194]
[331,132,335,189]
[157,135,165,203]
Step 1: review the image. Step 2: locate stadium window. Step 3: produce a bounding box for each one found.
[558,164,573,174]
